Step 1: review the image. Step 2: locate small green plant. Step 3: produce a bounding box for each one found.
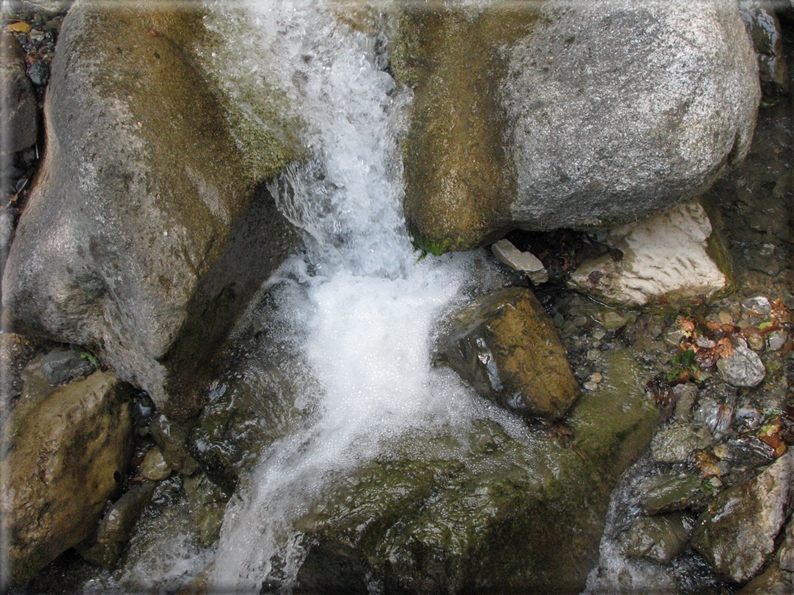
[666,348,698,382]
[80,350,100,368]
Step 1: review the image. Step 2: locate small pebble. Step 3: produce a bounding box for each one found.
[27,60,49,86]
[717,311,734,325]
[742,296,772,318]
[553,312,564,327]
[593,329,607,341]
[767,330,788,351]
[141,447,171,481]
[590,372,603,384]
[747,333,765,351]
[583,381,599,391]
[586,349,601,361]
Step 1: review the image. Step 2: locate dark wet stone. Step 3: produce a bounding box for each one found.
[623,513,691,564]
[740,0,790,103]
[642,474,711,515]
[149,413,199,476]
[26,59,49,86]
[0,33,38,155]
[76,480,156,569]
[39,347,95,385]
[183,473,228,547]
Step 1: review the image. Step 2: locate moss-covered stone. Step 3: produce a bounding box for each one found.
[291,349,659,593]
[392,5,539,252]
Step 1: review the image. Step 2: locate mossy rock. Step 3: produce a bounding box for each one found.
[290,350,659,593]
[392,4,539,252]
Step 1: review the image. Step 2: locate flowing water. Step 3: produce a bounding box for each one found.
[195,1,516,591]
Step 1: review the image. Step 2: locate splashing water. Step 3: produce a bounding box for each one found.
[198,0,509,590]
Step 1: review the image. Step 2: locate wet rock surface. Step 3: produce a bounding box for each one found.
[76,480,157,569]
[1,0,301,421]
[623,513,691,565]
[650,422,712,464]
[438,287,579,419]
[0,370,134,583]
[292,350,658,594]
[691,450,793,583]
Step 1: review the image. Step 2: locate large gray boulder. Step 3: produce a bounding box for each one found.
[503,0,760,232]
[1,0,301,420]
[398,0,760,252]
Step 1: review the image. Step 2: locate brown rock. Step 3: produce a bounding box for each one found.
[439,287,579,419]
[0,370,133,583]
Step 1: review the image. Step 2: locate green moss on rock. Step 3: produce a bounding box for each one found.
[292,349,659,593]
[393,5,539,253]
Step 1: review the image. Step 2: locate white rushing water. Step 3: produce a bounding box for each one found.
[198,0,512,591]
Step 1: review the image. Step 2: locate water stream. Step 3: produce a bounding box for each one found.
[200,1,513,590]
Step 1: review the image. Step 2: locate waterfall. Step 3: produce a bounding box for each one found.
[199,1,513,591]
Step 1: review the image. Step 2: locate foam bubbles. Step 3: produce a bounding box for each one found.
[204,1,506,591]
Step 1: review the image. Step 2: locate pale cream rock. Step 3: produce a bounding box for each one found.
[569,202,727,307]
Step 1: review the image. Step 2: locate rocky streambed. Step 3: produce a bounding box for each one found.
[1,0,793,594]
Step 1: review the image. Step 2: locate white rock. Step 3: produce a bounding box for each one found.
[491,239,549,284]
[568,202,727,307]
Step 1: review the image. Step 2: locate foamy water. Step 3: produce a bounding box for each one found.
[201,0,508,591]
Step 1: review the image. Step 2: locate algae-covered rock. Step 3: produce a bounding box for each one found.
[1,0,301,420]
[0,370,134,584]
[290,349,659,593]
[393,4,537,253]
[396,0,759,252]
[438,287,579,420]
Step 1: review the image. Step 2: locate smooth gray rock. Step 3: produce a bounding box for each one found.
[692,450,793,583]
[1,0,300,420]
[716,338,766,387]
[503,0,760,231]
